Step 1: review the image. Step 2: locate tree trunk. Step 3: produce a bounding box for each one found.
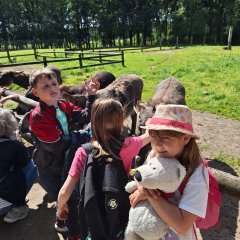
[210,168,240,197]
[227,26,233,50]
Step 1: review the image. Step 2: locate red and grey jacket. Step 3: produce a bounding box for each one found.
[29,96,95,177]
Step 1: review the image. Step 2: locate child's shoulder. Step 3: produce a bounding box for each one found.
[30,102,54,122]
[190,163,209,185]
[30,104,42,120]
[58,99,80,111]
[123,136,142,145]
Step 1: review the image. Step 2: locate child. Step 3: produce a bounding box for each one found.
[0,108,38,223]
[130,104,209,240]
[57,98,151,239]
[29,67,99,240]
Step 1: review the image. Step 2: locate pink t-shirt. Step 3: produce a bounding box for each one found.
[69,136,143,179]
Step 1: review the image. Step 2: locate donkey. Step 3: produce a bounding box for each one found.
[61,71,116,109]
[136,76,186,135]
[0,70,30,89]
[135,76,186,167]
[96,74,144,135]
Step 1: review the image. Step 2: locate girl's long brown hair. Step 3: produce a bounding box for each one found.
[91,98,124,158]
[149,130,201,180]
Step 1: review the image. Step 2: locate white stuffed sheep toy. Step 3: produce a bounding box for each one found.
[125,154,190,240]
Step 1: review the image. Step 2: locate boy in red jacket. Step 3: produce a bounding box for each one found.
[29,67,99,240]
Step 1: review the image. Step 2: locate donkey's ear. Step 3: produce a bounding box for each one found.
[135,100,147,113]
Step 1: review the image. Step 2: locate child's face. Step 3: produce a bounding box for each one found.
[32,76,60,107]
[150,132,190,158]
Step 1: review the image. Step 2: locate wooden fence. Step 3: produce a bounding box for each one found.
[0,49,125,70]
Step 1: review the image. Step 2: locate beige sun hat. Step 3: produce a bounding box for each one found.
[141,104,199,139]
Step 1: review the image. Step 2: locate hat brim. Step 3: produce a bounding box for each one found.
[141,124,200,140]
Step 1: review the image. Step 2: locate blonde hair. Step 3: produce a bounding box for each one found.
[0,108,18,138]
[149,129,201,180]
[91,98,124,158]
[29,68,58,87]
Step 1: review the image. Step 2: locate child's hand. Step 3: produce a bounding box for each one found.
[136,181,161,200]
[57,203,69,220]
[143,188,161,199]
[9,94,19,101]
[15,129,21,140]
[85,77,100,96]
[0,95,19,105]
[0,88,7,98]
[129,189,147,208]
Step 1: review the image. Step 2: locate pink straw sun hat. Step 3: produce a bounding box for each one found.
[141,104,199,139]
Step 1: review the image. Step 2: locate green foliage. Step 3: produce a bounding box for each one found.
[1,0,240,48]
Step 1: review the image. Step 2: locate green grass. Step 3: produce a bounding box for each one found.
[1,46,239,120]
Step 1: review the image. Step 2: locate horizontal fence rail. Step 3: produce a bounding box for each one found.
[0,50,125,70]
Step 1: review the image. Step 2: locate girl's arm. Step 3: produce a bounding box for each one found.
[131,185,197,233]
[0,94,19,105]
[57,175,79,220]
[139,131,151,147]
[146,191,197,234]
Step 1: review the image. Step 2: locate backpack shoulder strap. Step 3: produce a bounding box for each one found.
[81,142,93,155]
[79,143,95,193]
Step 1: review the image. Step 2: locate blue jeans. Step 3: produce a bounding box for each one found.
[39,172,80,236]
[23,160,38,193]
[0,205,11,216]
[38,173,62,200]
[0,160,38,215]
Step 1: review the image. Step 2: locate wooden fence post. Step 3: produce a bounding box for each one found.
[203,35,206,45]
[53,49,56,57]
[43,56,47,67]
[79,54,83,68]
[33,40,37,59]
[176,36,179,49]
[65,51,68,58]
[99,50,102,63]
[227,26,233,50]
[121,50,125,66]
[33,48,37,60]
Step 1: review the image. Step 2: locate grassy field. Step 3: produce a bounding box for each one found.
[1,45,239,120]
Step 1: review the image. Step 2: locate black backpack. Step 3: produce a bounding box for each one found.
[61,130,91,182]
[78,144,130,240]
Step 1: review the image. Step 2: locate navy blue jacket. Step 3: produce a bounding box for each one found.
[0,138,29,205]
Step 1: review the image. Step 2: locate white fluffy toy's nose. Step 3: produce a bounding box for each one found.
[134,170,142,182]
